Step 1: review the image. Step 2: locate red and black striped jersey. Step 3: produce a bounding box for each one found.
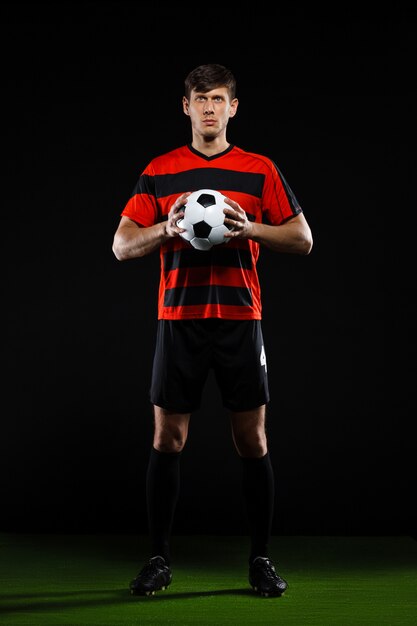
[121,144,302,320]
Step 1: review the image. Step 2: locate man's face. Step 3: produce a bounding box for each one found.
[182,87,238,140]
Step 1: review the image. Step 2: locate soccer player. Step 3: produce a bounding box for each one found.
[112,63,313,597]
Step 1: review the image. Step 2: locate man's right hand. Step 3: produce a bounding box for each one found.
[164,192,191,238]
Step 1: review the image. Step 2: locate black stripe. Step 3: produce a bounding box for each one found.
[131,175,155,197]
[132,169,265,200]
[164,285,253,308]
[164,246,253,272]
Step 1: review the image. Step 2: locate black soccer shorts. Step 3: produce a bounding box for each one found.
[149,319,270,413]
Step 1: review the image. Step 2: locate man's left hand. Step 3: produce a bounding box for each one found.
[223,197,253,239]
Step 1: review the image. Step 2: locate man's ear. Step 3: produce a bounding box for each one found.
[229,98,239,118]
[182,96,190,115]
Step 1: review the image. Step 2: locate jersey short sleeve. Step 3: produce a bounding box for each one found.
[121,162,159,227]
[261,158,302,225]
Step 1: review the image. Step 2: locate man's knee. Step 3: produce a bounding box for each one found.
[233,430,267,458]
[153,429,187,453]
[153,407,190,453]
[231,406,268,458]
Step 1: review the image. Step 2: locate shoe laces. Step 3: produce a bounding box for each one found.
[140,557,166,577]
[255,557,278,580]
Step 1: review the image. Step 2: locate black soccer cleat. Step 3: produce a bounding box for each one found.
[129,556,172,596]
[249,556,288,597]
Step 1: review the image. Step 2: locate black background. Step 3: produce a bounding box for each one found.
[1,2,415,536]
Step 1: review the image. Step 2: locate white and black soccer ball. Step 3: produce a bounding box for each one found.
[177,189,233,251]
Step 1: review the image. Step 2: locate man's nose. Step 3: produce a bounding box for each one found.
[203,101,214,114]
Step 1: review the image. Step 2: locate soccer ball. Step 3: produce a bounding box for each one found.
[177,188,233,251]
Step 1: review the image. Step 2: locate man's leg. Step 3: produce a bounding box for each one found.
[147,405,191,564]
[130,406,190,595]
[230,405,273,561]
[230,405,288,597]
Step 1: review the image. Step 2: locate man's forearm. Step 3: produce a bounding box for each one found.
[250,221,312,255]
[113,222,169,260]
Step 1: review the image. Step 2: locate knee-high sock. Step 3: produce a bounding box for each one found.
[241,452,275,563]
[146,447,181,565]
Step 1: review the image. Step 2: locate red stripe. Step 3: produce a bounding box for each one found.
[160,303,262,320]
[164,266,254,289]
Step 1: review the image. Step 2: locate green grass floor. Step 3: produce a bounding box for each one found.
[0,533,416,625]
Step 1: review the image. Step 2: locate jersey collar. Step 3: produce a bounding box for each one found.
[187,143,235,161]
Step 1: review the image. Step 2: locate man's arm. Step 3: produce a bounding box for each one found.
[112,192,190,260]
[223,198,313,255]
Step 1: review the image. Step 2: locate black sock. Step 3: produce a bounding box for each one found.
[146,446,181,566]
[241,452,275,565]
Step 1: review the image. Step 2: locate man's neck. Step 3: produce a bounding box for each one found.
[191,137,230,158]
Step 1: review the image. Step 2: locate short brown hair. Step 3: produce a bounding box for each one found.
[184,64,236,101]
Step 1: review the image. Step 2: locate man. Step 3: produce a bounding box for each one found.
[112,63,313,597]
